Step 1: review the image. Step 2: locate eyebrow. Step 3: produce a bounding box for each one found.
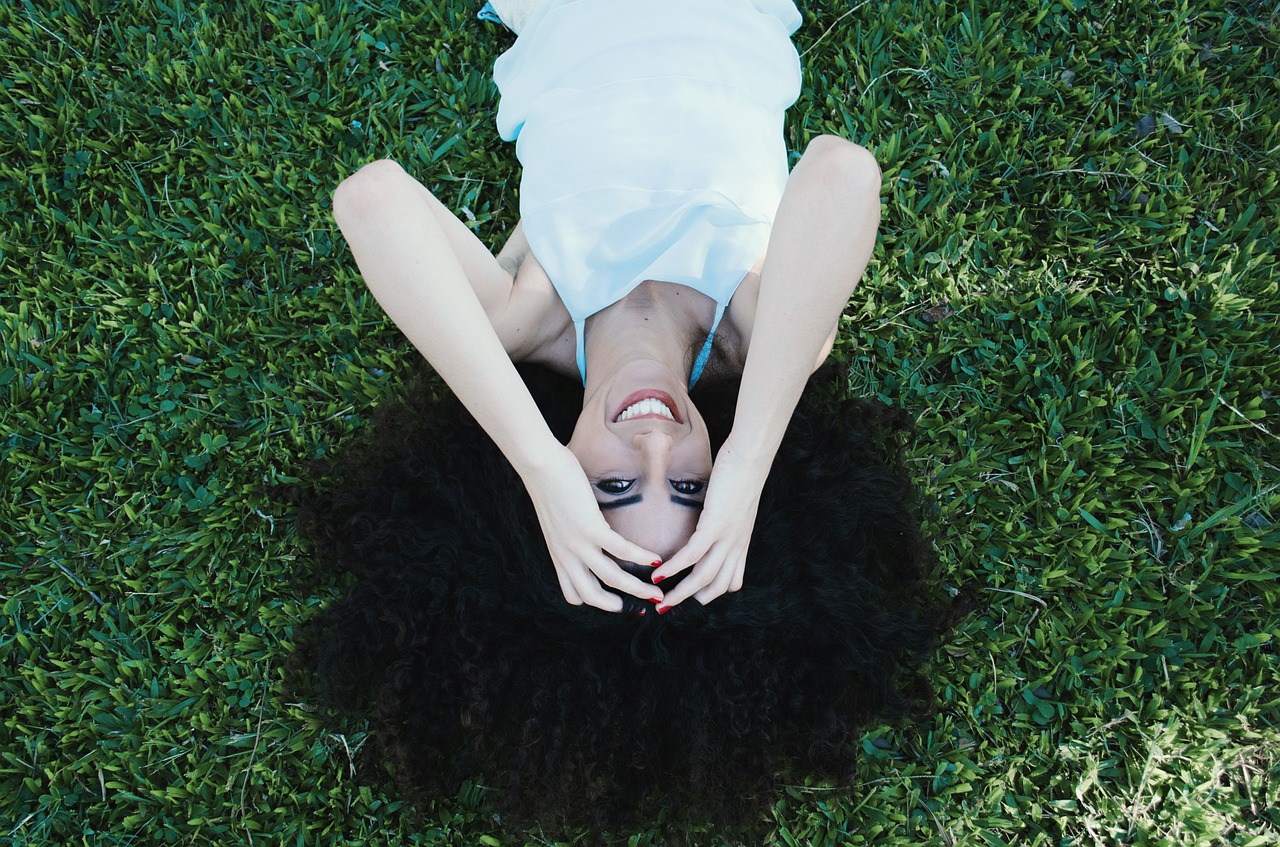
[598,495,703,511]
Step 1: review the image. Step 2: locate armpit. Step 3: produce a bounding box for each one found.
[496,220,531,279]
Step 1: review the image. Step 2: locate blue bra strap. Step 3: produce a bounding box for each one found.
[689,303,725,389]
[575,318,588,386]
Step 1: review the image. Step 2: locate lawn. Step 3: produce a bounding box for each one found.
[2,0,1277,844]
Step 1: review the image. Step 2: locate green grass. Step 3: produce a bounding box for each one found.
[2,0,1277,843]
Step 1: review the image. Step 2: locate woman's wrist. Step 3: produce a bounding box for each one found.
[509,432,573,483]
[714,432,778,492]
[728,357,811,479]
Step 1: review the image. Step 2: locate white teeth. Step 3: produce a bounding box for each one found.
[617,398,675,422]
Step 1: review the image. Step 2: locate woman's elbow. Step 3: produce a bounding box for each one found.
[801,136,882,195]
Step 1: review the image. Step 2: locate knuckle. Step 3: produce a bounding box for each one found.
[590,592,620,611]
[597,563,622,582]
[688,571,715,591]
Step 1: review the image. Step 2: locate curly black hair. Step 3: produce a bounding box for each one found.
[286,364,954,831]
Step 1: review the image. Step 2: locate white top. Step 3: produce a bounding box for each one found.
[493,0,803,382]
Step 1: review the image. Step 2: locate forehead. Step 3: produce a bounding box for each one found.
[602,498,701,562]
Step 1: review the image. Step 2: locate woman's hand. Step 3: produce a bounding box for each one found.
[523,444,666,612]
[650,437,769,609]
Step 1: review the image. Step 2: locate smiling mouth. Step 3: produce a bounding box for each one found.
[613,390,683,424]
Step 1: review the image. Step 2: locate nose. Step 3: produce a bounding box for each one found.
[631,428,675,473]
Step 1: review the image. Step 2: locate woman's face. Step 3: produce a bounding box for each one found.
[568,366,712,561]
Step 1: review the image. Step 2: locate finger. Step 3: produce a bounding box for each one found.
[588,554,664,602]
[552,562,585,606]
[696,560,737,606]
[729,557,746,592]
[652,533,714,583]
[600,532,662,572]
[570,567,625,613]
[658,553,724,609]
[563,555,628,612]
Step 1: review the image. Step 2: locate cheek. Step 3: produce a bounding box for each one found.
[567,432,619,474]
[678,437,714,475]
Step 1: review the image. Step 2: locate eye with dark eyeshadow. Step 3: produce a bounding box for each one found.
[670,479,706,495]
[596,478,635,495]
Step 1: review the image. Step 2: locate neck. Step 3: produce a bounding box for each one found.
[581,281,712,399]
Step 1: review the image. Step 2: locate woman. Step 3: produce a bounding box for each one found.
[330,0,882,614]
[292,0,949,828]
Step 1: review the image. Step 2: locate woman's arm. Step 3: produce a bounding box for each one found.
[652,136,882,608]
[333,160,663,611]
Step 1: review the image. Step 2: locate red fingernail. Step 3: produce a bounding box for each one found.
[652,575,664,584]
[649,595,662,604]
[650,560,662,568]
[656,604,670,615]
[636,609,647,617]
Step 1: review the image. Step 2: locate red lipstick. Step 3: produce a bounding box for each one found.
[612,389,683,424]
